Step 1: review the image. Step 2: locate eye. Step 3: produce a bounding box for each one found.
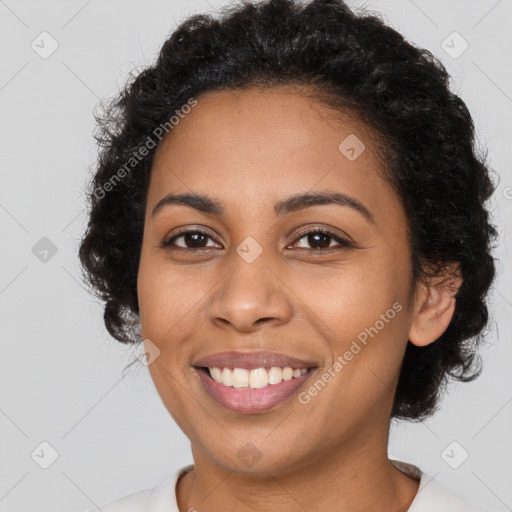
[289,228,353,251]
[159,227,353,252]
[160,228,219,250]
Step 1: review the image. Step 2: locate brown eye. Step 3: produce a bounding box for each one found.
[290,229,353,251]
[160,229,219,250]
[160,228,352,253]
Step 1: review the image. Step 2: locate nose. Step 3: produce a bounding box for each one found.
[206,251,294,333]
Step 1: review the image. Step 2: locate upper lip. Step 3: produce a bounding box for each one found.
[192,351,319,370]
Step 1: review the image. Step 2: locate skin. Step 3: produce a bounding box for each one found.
[136,85,462,512]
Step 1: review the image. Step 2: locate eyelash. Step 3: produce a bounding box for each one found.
[159,227,353,253]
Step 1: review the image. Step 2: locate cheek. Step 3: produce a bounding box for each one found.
[137,257,208,338]
[296,253,407,333]
[290,253,411,392]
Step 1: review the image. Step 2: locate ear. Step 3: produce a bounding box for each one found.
[408,262,463,347]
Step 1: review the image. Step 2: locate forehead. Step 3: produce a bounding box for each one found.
[148,86,399,222]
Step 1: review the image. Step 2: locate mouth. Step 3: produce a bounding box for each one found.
[193,364,318,414]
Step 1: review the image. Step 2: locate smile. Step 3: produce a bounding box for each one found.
[208,366,308,388]
[194,365,317,413]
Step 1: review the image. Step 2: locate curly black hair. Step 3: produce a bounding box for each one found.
[78,0,498,421]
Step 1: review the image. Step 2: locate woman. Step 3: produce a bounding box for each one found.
[78,0,498,510]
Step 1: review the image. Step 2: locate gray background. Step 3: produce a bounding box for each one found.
[0,0,511,511]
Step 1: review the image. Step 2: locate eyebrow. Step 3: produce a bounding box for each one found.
[151,190,375,224]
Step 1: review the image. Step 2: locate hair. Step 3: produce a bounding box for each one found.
[78,0,498,421]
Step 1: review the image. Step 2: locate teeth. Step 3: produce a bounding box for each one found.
[207,366,310,389]
[222,368,233,386]
[232,368,249,388]
[282,367,293,380]
[249,367,268,388]
[268,366,283,385]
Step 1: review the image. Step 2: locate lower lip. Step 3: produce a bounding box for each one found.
[195,367,316,413]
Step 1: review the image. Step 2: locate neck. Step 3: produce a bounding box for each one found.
[176,425,420,512]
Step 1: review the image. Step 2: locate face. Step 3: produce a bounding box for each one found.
[137,86,417,475]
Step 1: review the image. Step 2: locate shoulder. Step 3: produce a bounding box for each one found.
[84,464,193,512]
[89,488,153,512]
[391,460,493,512]
[411,475,491,512]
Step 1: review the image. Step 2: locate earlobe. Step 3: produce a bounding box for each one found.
[408,263,462,348]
